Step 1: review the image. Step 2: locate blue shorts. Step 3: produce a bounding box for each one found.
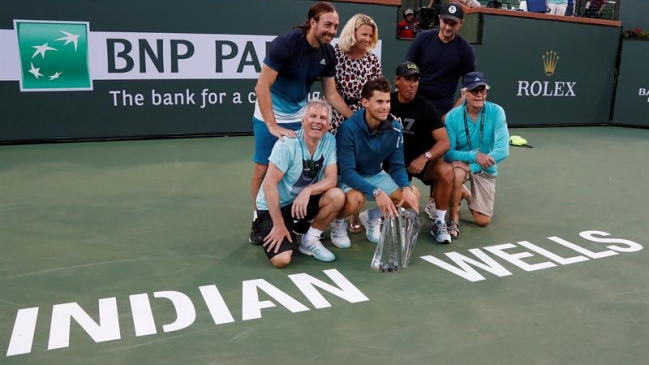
[339,171,400,201]
[252,117,302,165]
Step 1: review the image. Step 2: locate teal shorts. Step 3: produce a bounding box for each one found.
[338,170,400,201]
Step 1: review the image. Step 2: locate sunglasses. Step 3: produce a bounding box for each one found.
[468,87,488,95]
[306,159,317,178]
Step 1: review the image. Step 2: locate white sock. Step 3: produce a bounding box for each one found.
[305,227,323,242]
[333,218,345,226]
[434,209,447,223]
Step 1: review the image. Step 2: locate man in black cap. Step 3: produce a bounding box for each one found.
[405,1,476,222]
[390,62,454,244]
[443,71,509,238]
[406,2,476,121]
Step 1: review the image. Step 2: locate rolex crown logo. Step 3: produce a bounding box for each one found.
[542,50,559,76]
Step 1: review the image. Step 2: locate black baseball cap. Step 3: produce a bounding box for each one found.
[439,2,464,23]
[395,61,421,77]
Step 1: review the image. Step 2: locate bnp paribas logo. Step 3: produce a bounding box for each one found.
[14,20,92,92]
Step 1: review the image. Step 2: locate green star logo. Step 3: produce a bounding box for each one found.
[14,20,92,92]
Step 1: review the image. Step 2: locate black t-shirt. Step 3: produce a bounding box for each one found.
[390,92,444,165]
[405,30,476,115]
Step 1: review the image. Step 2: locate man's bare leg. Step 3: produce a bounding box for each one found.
[449,167,467,224]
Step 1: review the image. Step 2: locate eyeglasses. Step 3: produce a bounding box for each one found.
[468,87,488,95]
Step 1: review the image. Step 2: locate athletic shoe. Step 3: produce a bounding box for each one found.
[292,219,324,240]
[424,200,436,220]
[359,210,382,244]
[330,219,351,249]
[431,220,452,244]
[298,236,335,262]
[248,219,263,245]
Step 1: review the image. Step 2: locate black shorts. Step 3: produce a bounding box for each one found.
[407,160,435,186]
[257,194,322,259]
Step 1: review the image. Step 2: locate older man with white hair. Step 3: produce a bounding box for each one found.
[443,71,509,239]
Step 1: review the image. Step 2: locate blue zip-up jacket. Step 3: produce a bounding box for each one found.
[336,109,410,196]
[444,101,509,176]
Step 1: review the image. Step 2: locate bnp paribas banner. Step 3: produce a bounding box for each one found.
[1,22,286,141]
[613,41,649,127]
[0,0,391,143]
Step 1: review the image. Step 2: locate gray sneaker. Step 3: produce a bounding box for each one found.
[431,220,452,244]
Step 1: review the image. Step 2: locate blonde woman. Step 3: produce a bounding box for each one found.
[330,13,383,134]
[329,14,382,234]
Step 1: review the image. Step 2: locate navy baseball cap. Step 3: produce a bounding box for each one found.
[439,3,464,22]
[462,72,489,90]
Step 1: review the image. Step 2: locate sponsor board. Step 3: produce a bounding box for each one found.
[1,20,382,88]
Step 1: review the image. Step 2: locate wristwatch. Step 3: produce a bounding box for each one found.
[424,151,433,160]
[372,187,382,198]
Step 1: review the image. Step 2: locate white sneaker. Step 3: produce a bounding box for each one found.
[298,236,335,262]
[330,219,351,249]
[431,220,452,244]
[424,200,436,220]
[359,210,382,244]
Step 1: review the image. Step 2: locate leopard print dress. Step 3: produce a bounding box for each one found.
[330,44,383,134]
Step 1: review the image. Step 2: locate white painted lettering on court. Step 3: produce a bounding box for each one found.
[48,298,121,350]
[288,269,370,309]
[5,233,643,356]
[153,291,197,332]
[241,279,310,321]
[580,230,643,252]
[129,293,157,336]
[483,243,557,272]
[517,241,589,265]
[6,308,39,356]
[420,231,643,282]
[547,236,618,259]
[420,248,513,282]
[199,285,235,325]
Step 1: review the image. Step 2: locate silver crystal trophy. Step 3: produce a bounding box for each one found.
[371,207,422,272]
[398,207,421,268]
